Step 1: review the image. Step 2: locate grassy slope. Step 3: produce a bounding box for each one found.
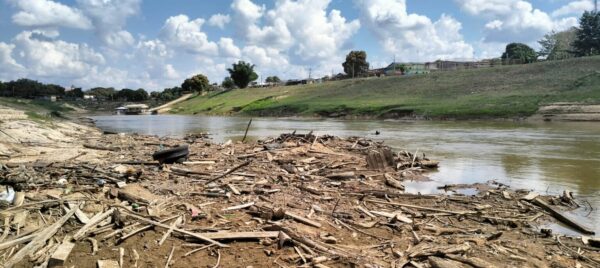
[174,56,600,118]
[0,97,74,121]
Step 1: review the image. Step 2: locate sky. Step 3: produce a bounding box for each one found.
[0,0,596,91]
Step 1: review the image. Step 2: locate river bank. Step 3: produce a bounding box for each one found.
[1,105,600,267]
[171,56,600,121]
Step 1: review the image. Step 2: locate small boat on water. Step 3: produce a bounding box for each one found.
[115,104,150,115]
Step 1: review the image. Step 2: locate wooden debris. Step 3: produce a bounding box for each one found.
[121,211,229,247]
[158,216,183,245]
[73,208,116,240]
[48,241,75,267]
[4,207,78,267]
[97,260,120,268]
[527,197,595,234]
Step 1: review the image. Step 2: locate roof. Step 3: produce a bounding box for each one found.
[124,104,149,109]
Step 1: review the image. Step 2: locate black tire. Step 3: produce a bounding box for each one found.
[152,145,189,164]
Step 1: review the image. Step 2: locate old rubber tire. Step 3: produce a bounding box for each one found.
[152,145,189,164]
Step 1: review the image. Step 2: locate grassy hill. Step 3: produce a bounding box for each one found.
[173,56,600,119]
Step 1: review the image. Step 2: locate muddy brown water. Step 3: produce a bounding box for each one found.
[91,115,600,236]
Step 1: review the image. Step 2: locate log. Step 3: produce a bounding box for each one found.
[530,197,595,234]
[384,174,405,190]
[122,211,228,247]
[4,207,78,267]
[48,241,75,267]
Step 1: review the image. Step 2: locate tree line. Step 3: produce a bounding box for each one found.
[0,79,150,102]
[502,11,600,63]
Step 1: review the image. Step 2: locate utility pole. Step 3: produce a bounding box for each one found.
[595,0,598,12]
[308,68,312,80]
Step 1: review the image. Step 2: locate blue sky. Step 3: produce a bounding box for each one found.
[0,0,595,90]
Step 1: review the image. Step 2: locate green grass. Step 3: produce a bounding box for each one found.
[174,56,600,119]
[0,97,74,121]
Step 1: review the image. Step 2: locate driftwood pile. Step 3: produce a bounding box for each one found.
[0,132,599,268]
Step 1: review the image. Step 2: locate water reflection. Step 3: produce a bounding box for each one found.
[91,115,600,234]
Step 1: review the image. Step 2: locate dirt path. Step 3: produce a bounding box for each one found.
[148,93,194,114]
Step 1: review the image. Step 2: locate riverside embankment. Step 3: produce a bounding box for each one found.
[171,56,600,120]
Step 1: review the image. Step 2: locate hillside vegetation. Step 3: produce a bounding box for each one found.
[173,56,600,119]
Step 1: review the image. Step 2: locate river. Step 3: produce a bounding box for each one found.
[91,115,600,235]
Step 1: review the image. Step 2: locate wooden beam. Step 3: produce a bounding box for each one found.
[4,207,78,267]
[530,197,595,235]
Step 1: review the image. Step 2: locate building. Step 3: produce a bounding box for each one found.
[116,104,149,115]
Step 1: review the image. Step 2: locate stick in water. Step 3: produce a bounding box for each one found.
[242,118,253,143]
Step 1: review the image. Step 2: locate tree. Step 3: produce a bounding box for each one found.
[134,88,149,101]
[342,51,369,78]
[501,43,537,64]
[265,76,281,83]
[65,87,84,99]
[538,31,558,58]
[227,61,258,89]
[221,77,235,90]
[88,87,116,100]
[573,11,600,56]
[538,28,577,60]
[181,74,210,93]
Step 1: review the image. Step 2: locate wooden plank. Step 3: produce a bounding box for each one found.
[366,199,476,216]
[67,202,90,224]
[4,207,78,267]
[531,197,595,235]
[73,208,116,240]
[0,233,37,250]
[285,211,322,228]
[97,260,120,268]
[122,211,228,248]
[200,231,280,240]
[48,241,75,267]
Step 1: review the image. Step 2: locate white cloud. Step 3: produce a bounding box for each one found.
[360,0,474,61]
[552,0,593,17]
[208,13,231,29]
[9,0,92,29]
[13,30,105,78]
[159,15,218,55]
[76,0,141,48]
[0,42,25,80]
[163,64,180,80]
[456,0,579,43]
[218,37,241,58]
[230,0,360,78]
